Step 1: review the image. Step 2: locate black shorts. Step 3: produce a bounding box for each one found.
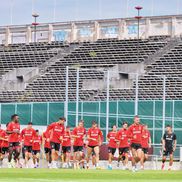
[24,146,32,153]
[73,146,83,152]
[131,143,142,150]
[62,146,71,153]
[88,145,98,149]
[119,147,129,155]
[163,148,173,156]
[142,148,149,154]
[108,147,116,155]
[50,142,60,151]
[9,142,20,148]
[32,150,40,155]
[44,147,51,154]
[1,147,8,155]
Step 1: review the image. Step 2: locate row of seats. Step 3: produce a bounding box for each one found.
[91,39,182,100]
[0,36,170,102]
[0,42,73,79]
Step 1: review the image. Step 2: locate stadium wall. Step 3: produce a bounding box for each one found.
[0,15,182,45]
[0,100,182,145]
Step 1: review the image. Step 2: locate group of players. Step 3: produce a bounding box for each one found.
[0,114,177,171]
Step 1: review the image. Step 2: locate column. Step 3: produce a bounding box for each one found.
[94,21,100,41]
[120,20,127,39]
[145,18,151,38]
[70,23,77,42]
[5,27,11,46]
[48,24,53,43]
[118,19,122,40]
[26,26,32,44]
[171,16,177,38]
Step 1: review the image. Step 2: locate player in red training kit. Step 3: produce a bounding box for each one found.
[107,125,117,170]
[128,115,144,172]
[0,124,4,167]
[6,114,21,168]
[42,129,52,168]
[86,121,103,169]
[140,124,151,170]
[0,125,9,168]
[32,130,42,168]
[47,117,65,168]
[61,126,72,168]
[116,121,130,170]
[21,122,36,168]
[72,120,86,169]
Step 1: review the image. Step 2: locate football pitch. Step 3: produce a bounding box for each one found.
[0,169,181,182]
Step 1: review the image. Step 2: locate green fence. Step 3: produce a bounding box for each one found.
[1,100,182,144]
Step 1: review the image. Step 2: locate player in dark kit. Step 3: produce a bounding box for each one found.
[7,114,21,168]
[161,125,177,170]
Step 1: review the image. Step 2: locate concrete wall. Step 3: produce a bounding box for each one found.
[82,63,144,90]
[1,15,182,45]
[117,63,145,74]
[0,67,39,90]
[82,79,133,90]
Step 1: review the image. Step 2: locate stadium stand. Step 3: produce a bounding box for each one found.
[1,35,182,102]
[0,41,70,78]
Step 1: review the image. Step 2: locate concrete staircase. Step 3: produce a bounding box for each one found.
[144,38,179,72]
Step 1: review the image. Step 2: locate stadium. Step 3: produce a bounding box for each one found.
[0,0,182,181]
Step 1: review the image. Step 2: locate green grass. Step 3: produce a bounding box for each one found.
[0,169,182,182]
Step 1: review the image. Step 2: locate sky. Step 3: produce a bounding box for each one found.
[0,0,181,26]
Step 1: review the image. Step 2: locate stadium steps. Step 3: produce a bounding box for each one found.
[144,38,179,70]
[0,36,175,102]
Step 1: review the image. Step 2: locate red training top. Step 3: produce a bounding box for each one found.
[107,131,117,148]
[21,128,36,146]
[0,129,4,147]
[7,121,20,143]
[141,129,151,148]
[0,130,9,148]
[32,135,42,151]
[72,127,86,146]
[42,130,51,149]
[62,131,71,147]
[116,128,129,148]
[1,130,9,148]
[87,127,103,146]
[127,124,144,144]
[47,122,65,144]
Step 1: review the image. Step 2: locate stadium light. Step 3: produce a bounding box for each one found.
[135,6,143,36]
[135,6,143,40]
[32,13,39,43]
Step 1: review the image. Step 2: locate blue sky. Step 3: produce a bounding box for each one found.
[0,0,181,26]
